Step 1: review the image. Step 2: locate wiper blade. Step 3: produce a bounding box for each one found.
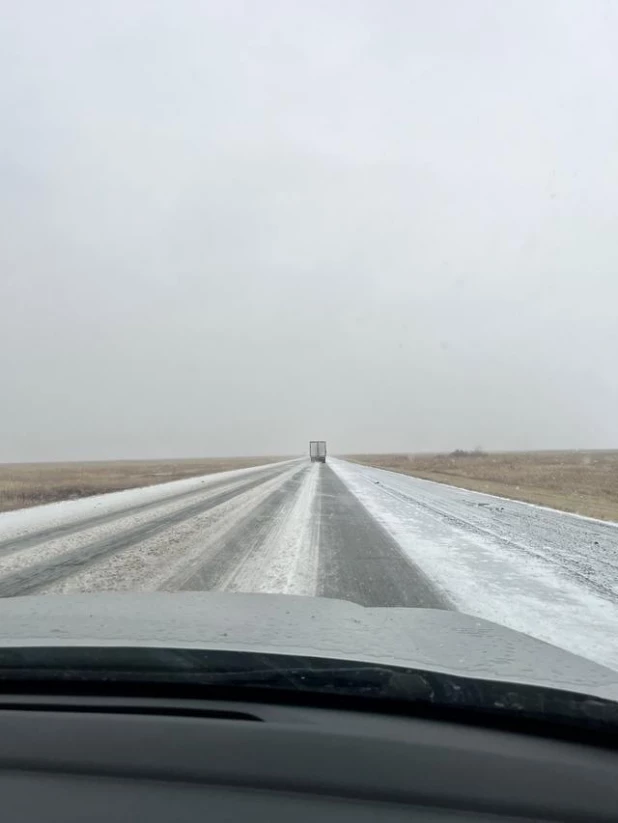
[0,646,616,739]
[0,646,406,696]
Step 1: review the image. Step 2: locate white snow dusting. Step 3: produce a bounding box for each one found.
[0,459,298,542]
[41,463,306,594]
[330,458,618,672]
[220,463,320,596]
[3,451,618,677]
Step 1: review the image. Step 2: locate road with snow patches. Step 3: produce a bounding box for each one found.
[1,457,618,670]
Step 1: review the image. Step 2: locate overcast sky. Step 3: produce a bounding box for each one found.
[1,0,617,460]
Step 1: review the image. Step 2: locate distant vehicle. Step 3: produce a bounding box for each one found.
[309,441,327,463]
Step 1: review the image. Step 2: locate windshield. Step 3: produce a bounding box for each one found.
[1,0,618,708]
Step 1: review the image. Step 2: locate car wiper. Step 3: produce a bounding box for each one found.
[0,646,409,696]
[0,646,616,741]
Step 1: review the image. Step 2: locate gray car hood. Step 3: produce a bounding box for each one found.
[0,591,616,700]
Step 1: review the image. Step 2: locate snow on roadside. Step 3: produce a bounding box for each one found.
[330,458,618,672]
[0,459,299,542]
[220,463,320,596]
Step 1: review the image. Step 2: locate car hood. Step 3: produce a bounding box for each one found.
[0,591,616,700]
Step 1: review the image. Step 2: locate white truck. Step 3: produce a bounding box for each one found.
[309,441,327,464]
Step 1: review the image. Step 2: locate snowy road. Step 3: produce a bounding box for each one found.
[0,459,444,608]
[0,457,618,670]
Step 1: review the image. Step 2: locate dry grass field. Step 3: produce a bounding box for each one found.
[0,457,285,513]
[347,450,618,522]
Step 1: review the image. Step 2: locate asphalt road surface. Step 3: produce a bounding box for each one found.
[3,457,618,674]
[0,460,448,607]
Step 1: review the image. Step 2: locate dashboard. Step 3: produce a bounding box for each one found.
[0,691,616,821]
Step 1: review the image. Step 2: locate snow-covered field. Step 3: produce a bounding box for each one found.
[0,456,617,672]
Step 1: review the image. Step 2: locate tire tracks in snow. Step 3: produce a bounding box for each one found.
[217,463,320,596]
[165,464,320,595]
[0,466,297,597]
[371,477,618,601]
[0,464,288,558]
[43,463,307,595]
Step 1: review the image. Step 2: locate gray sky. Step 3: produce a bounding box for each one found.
[1,0,618,460]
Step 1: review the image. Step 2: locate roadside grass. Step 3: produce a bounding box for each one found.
[0,457,286,513]
[345,450,618,522]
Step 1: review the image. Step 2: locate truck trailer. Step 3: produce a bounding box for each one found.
[309,441,327,463]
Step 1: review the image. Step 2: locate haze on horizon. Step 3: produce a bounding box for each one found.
[1,1,617,462]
